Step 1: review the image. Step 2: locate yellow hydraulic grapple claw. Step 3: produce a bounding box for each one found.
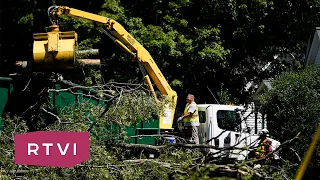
[32,25,78,70]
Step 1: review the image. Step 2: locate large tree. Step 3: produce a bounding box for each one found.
[3,0,320,107]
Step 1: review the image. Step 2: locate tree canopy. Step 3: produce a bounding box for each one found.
[3,0,320,106]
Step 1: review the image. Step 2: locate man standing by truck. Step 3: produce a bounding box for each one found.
[178,94,200,144]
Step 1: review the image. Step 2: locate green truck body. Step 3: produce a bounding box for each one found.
[0,77,13,131]
[0,77,163,145]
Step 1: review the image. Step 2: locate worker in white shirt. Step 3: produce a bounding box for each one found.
[177,94,200,144]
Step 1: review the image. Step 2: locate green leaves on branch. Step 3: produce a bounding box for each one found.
[104,90,173,127]
[48,87,173,128]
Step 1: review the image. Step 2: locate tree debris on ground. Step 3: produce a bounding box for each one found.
[0,79,294,180]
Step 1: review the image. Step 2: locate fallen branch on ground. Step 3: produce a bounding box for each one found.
[108,142,251,152]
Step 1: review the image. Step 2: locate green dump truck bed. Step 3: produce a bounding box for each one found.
[0,76,162,145]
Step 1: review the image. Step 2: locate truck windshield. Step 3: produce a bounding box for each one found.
[217,110,241,131]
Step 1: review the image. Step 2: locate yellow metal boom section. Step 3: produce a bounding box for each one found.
[50,6,178,129]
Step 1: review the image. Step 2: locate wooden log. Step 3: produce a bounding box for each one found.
[76,49,99,55]
[76,59,101,69]
[75,49,99,59]
[16,59,101,70]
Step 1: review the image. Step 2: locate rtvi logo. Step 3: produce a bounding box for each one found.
[14,131,90,168]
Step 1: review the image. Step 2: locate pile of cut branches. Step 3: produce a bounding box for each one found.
[0,78,295,179]
[0,114,294,179]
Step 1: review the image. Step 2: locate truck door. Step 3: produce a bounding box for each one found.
[215,109,242,147]
[198,109,208,144]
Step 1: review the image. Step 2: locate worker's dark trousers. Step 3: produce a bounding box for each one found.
[183,126,199,144]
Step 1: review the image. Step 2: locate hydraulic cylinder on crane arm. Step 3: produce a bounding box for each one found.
[34,5,178,130]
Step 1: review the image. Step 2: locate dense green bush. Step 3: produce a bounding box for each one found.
[259,65,320,179]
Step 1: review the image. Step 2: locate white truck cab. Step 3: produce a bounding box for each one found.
[180,104,281,161]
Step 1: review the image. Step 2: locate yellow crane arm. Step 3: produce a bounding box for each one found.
[48,6,178,129]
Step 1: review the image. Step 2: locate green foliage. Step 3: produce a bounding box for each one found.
[104,90,171,126]
[44,89,173,129]
[259,65,320,179]
[0,88,179,179]
[217,88,239,105]
[5,0,319,103]
[0,116,29,174]
[0,115,197,179]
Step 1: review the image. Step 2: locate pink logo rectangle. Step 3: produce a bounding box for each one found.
[14,131,90,168]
